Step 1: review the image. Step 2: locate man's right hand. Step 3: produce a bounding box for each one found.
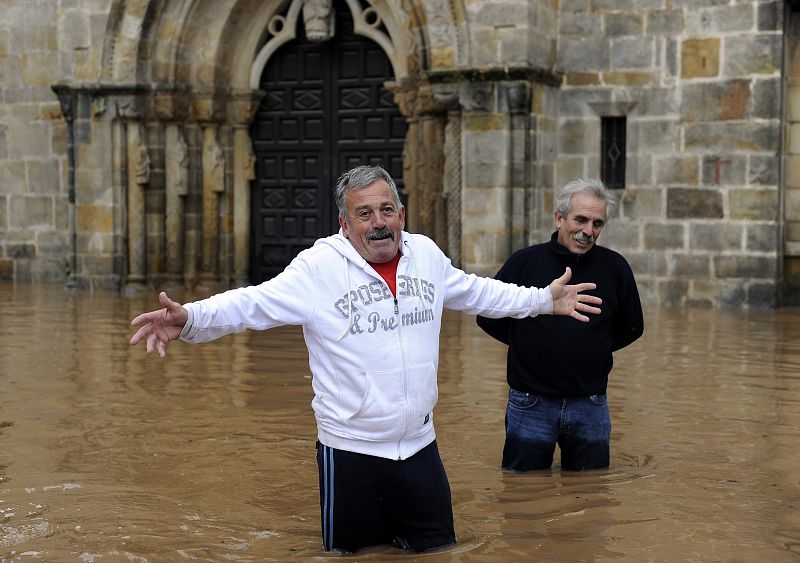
[548,267,602,322]
[129,291,189,357]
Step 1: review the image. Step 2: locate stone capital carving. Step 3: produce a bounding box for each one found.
[154,91,191,122]
[227,89,265,126]
[116,97,144,119]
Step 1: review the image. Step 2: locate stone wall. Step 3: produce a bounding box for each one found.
[0,0,110,282]
[555,0,784,307]
[0,0,794,307]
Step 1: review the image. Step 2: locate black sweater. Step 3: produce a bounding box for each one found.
[476,233,644,397]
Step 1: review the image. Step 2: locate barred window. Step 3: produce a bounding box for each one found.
[601,116,626,189]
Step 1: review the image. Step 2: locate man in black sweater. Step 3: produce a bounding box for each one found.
[477,179,643,471]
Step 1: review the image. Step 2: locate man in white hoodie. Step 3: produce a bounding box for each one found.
[130,165,602,554]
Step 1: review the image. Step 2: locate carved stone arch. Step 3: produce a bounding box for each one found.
[101,0,167,83]
[249,0,415,88]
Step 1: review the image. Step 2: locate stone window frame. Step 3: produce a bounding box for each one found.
[589,101,638,190]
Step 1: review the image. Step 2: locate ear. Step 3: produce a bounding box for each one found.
[554,211,564,229]
[398,205,406,229]
[338,215,349,238]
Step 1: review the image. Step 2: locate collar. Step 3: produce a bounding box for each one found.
[548,231,598,261]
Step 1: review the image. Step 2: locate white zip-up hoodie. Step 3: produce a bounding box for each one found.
[180,231,553,460]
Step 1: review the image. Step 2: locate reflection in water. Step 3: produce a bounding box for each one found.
[0,284,799,560]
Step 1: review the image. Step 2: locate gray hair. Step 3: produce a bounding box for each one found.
[554,178,617,218]
[335,165,402,219]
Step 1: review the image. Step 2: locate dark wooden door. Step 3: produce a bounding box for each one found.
[249,2,406,283]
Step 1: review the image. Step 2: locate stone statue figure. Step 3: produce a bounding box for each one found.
[302,0,334,42]
[245,141,256,182]
[134,141,150,186]
[167,130,189,196]
[207,139,225,193]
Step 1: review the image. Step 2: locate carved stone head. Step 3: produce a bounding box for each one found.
[302,0,334,42]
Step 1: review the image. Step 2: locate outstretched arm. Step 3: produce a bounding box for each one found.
[549,267,602,322]
[129,291,189,357]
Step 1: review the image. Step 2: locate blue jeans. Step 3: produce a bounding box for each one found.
[502,388,611,471]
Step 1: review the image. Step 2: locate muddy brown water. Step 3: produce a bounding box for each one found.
[0,283,799,561]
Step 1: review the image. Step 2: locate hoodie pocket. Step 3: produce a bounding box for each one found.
[408,362,437,418]
[345,368,405,436]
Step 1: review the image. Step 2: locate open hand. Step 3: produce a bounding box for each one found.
[549,267,602,322]
[129,291,188,357]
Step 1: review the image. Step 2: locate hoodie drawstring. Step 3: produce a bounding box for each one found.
[337,254,353,341]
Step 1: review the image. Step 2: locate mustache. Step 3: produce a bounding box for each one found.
[366,228,394,241]
[572,232,594,244]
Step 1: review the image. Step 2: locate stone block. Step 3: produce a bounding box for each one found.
[0,260,12,281]
[58,9,90,50]
[463,113,506,132]
[753,78,780,119]
[31,258,67,282]
[7,121,51,159]
[715,281,746,308]
[680,80,750,122]
[0,124,6,160]
[598,221,639,249]
[36,231,70,255]
[714,255,776,279]
[684,122,779,153]
[558,88,612,117]
[783,188,800,218]
[20,52,59,86]
[463,130,507,164]
[667,188,723,219]
[729,189,778,221]
[610,37,653,69]
[0,197,5,229]
[747,282,777,308]
[627,250,668,276]
[757,1,782,32]
[558,36,609,72]
[790,85,800,121]
[665,38,678,77]
[558,118,598,155]
[76,204,113,234]
[6,244,35,259]
[9,196,53,228]
[555,156,585,188]
[786,220,800,243]
[655,156,699,185]
[605,13,643,36]
[646,10,682,35]
[723,35,781,77]
[565,72,601,86]
[745,224,778,253]
[669,255,711,279]
[27,160,61,194]
[0,161,26,194]
[637,120,678,153]
[559,12,596,35]
[561,0,590,12]
[602,71,652,86]
[621,188,661,218]
[686,5,754,35]
[645,223,684,250]
[747,155,778,187]
[690,223,743,252]
[700,155,746,187]
[658,279,689,307]
[636,87,679,116]
[681,38,720,79]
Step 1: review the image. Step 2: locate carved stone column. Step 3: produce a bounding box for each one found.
[126,121,149,287]
[200,126,225,286]
[228,90,264,287]
[443,108,462,267]
[164,124,189,285]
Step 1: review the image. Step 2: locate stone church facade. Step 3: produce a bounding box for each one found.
[0,0,798,307]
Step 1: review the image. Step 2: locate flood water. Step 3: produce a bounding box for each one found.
[1,282,799,562]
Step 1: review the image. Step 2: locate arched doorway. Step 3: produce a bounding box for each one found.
[249,1,407,283]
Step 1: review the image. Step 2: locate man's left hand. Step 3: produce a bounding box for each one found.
[549,267,602,322]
